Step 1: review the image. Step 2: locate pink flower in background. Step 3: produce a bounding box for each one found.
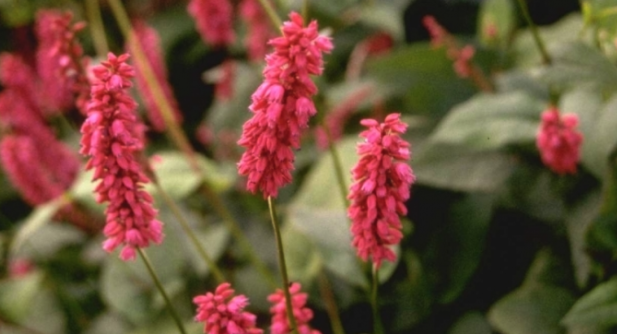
[423,15,447,47]
[188,0,235,47]
[8,258,34,278]
[193,282,263,334]
[0,53,39,109]
[214,60,235,100]
[35,9,88,114]
[80,53,162,261]
[268,282,320,334]
[239,0,275,61]
[348,113,414,268]
[237,12,333,198]
[127,20,183,132]
[0,135,66,205]
[537,107,583,174]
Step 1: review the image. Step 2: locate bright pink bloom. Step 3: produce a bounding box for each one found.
[537,107,583,174]
[188,0,235,47]
[268,282,320,334]
[348,113,414,268]
[80,52,162,261]
[35,9,89,114]
[237,12,333,198]
[193,282,263,334]
[127,20,183,132]
[239,0,275,61]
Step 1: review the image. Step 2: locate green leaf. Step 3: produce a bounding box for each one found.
[286,138,368,288]
[413,142,516,192]
[513,14,584,67]
[565,192,601,288]
[449,312,492,334]
[148,151,235,199]
[562,278,617,330]
[577,94,617,179]
[426,195,493,304]
[478,0,515,48]
[183,222,230,277]
[540,41,617,91]
[10,196,68,255]
[488,283,575,334]
[281,224,323,286]
[12,223,85,260]
[0,271,43,322]
[365,44,476,116]
[430,92,544,150]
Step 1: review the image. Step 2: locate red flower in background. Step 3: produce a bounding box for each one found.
[80,53,163,261]
[188,0,235,47]
[537,107,583,174]
[127,20,183,132]
[348,113,414,268]
[237,12,333,198]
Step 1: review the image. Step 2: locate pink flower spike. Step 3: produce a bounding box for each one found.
[80,52,163,261]
[239,0,276,61]
[237,12,333,198]
[268,282,320,334]
[536,107,583,174]
[127,20,183,132]
[348,113,415,268]
[193,283,263,334]
[188,0,235,47]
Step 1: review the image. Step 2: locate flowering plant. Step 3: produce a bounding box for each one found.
[0,0,616,334]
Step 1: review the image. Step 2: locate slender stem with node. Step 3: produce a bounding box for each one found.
[268,197,300,334]
[516,0,552,65]
[137,248,187,334]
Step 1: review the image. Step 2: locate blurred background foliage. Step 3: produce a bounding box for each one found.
[4,0,617,333]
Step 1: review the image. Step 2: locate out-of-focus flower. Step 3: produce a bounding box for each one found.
[214,60,235,100]
[127,20,183,132]
[35,9,90,114]
[239,0,275,61]
[188,0,235,47]
[80,52,162,261]
[237,12,333,198]
[193,282,263,334]
[537,107,583,174]
[348,113,414,268]
[268,282,320,334]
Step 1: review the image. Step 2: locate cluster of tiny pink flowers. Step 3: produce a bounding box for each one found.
[268,282,320,334]
[239,0,275,61]
[348,113,415,268]
[80,53,163,261]
[35,9,89,114]
[237,12,333,198]
[193,282,263,334]
[536,107,583,174]
[188,0,235,47]
[128,20,183,132]
[422,15,476,79]
[0,54,80,204]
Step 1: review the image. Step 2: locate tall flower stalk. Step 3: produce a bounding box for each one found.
[80,52,163,261]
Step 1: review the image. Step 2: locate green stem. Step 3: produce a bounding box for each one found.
[323,125,350,209]
[516,0,552,65]
[154,182,226,283]
[200,186,278,289]
[318,272,347,334]
[256,0,283,31]
[107,0,277,289]
[85,0,109,56]
[371,266,384,334]
[268,197,300,334]
[302,0,309,20]
[137,249,187,334]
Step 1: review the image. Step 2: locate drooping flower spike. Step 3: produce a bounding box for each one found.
[536,107,583,174]
[193,282,263,334]
[80,52,163,261]
[348,113,415,268]
[237,12,333,198]
[268,282,320,334]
